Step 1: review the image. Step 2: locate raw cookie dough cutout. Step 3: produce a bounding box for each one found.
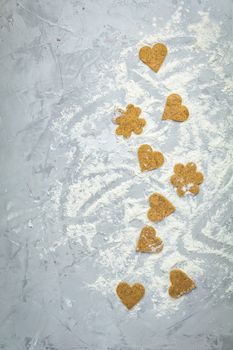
[138,144,164,172]
[136,226,163,253]
[169,269,196,298]
[162,94,189,122]
[170,162,204,197]
[116,282,145,309]
[139,43,167,73]
[114,104,146,138]
[147,193,176,222]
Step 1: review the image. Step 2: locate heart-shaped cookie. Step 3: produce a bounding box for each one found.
[116,282,145,309]
[139,43,167,73]
[136,226,163,253]
[138,144,164,172]
[169,269,196,298]
[147,193,176,222]
[162,94,189,122]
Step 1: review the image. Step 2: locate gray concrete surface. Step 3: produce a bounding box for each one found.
[0,0,233,349]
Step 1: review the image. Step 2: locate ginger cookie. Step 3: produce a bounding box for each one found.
[169,269,196,298]
[138,144,164,172]
[114,104,146,138]
[139,43,167,73]
[136,226,163,253]
[116,282,145,310]
[170,162,204,197]
[147,193,176,222]
[162,94,189,122]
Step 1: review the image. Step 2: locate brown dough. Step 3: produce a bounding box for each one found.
[169,269,196,298]
[139,43,167,73]
[136,226,163,253]
[138,144,164,172]
[147,193,176,222]
[115,104,146,138]
[162,94,189,122]
[116,282,145,309]
[170,162,204,197]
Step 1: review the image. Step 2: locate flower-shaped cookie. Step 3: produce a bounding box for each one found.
[170,162,204,197]
[115,104,146,138]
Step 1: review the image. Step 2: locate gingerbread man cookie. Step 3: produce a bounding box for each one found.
[114,104,146,138]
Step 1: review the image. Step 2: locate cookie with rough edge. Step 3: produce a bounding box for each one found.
[139,43,167,73]
[116,282,145,309]
[138,144,164,172]
[170,162,204,197]
[162,94,189,122]
[136,226,163,253]
[169,269,196,298]
[114,104,146,138]
[147,193,176,222]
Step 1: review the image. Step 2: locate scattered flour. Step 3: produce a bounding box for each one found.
[188,12,221,50]
[49,7,232,316]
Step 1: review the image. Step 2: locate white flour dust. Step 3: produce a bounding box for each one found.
[49,7,233,317]
[188,11,221,50]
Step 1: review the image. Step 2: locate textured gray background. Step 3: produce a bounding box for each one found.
[1,0,233,349]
